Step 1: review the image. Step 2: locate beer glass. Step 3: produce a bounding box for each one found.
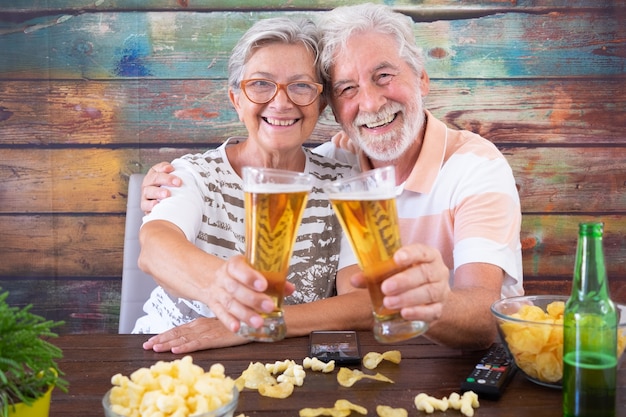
[324,166,428,343]
[238,166,312,342]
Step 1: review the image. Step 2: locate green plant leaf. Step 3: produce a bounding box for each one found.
[0,289,68,417]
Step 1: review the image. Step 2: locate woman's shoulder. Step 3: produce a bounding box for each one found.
[173,142,233,172]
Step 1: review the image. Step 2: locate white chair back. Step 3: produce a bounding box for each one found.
[118,173,157,333]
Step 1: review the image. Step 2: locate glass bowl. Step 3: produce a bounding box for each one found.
[102,385,239,417]
[491,294,626,388]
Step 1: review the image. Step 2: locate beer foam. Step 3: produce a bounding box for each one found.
[328,189,396,200]
[245,183,311,193]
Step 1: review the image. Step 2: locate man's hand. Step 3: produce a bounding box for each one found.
[141,162,181,213]
[350,243,450,323]
[351,243,504,349]
[331,131,359,154]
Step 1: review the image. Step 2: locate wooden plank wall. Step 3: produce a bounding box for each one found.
[1,1,625,333]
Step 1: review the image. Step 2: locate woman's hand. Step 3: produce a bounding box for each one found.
[142,317,249,353]
[196,254,297,335]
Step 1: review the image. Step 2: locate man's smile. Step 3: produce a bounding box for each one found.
[363,112,397,129]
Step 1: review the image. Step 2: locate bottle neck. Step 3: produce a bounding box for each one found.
[572,222,609,300]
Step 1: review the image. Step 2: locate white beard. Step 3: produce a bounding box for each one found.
[348,93,425,162]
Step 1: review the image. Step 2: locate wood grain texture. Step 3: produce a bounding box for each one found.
[0,214,124,276]
[2,146,626,214]
[1,11,624,79]
[0,1,624,334]
[1,79,624,146]
[2,0,618,13]
[2,213,625,279]
[46,332,626,417]
[0,279,120,334]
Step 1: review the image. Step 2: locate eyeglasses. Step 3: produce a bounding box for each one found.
[240,78,323,106]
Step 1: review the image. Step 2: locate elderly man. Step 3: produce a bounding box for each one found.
[313,4,522,349]
[140,4,522,352]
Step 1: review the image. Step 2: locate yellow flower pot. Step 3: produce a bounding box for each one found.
[7,385,53,417]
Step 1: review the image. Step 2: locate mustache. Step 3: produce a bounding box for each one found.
[353,102,404,128]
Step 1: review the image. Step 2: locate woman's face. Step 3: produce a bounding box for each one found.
[230,43,324,152]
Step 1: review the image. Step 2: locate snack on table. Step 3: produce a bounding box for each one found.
[336,367,394,387]
[362,350,402,369]
[414,393,448,413]
[236,359,305,399]
[236,362,276,390]
[376,405,408,417]
[414,391,479,417]
[494,296,626,386]
[299,399,367,416]
[303,356,335,373]
[499,302,565,383]
[265,359,297,374]
[257,381,294,399]
[107,356,236,417]
[447,392,479,417]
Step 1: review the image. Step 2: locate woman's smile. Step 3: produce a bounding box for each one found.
[262,116,300,127]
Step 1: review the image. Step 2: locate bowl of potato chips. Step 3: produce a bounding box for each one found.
[102,356,239,417]
[491,295,626,388]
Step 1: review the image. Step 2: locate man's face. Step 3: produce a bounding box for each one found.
[328,32,427,161]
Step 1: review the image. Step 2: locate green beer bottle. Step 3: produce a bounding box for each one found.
[563,222,617,417]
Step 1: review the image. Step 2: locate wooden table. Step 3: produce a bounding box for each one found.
[50,332,626,417]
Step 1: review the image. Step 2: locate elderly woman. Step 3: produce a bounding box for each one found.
[135,17,372,352]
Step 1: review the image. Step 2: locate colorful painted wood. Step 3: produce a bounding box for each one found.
[0,1,624,333]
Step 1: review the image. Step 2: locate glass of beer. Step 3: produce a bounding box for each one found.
[324,166,428,343]
[238,166,312,342]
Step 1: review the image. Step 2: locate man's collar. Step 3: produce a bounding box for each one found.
[356,111,447,194]
[403,110,447,194]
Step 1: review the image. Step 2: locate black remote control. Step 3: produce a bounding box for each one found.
[460,343,516,399]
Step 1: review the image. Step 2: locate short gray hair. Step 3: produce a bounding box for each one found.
[228,17,322,90]
[318,3,424,97]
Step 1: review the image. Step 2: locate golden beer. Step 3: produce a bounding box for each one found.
[329,195,403,320]
[324,166,428,343]
[239,167,312,342]
[245,189,309,313]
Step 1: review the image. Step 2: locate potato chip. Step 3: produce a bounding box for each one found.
[336,367,394,387]
[236,362,276,390]
[514,305,547,322]
[618,329,626,357]
[299,400,367,417]
[546,301,564,318]
[236,359,308,399]
[362,350,402,369]
[276,363,306,387]
[333,399,367,415]
[257,381,294,399]
[535,351,561,382]
[376,405,408,417]
[299,407,351,417]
